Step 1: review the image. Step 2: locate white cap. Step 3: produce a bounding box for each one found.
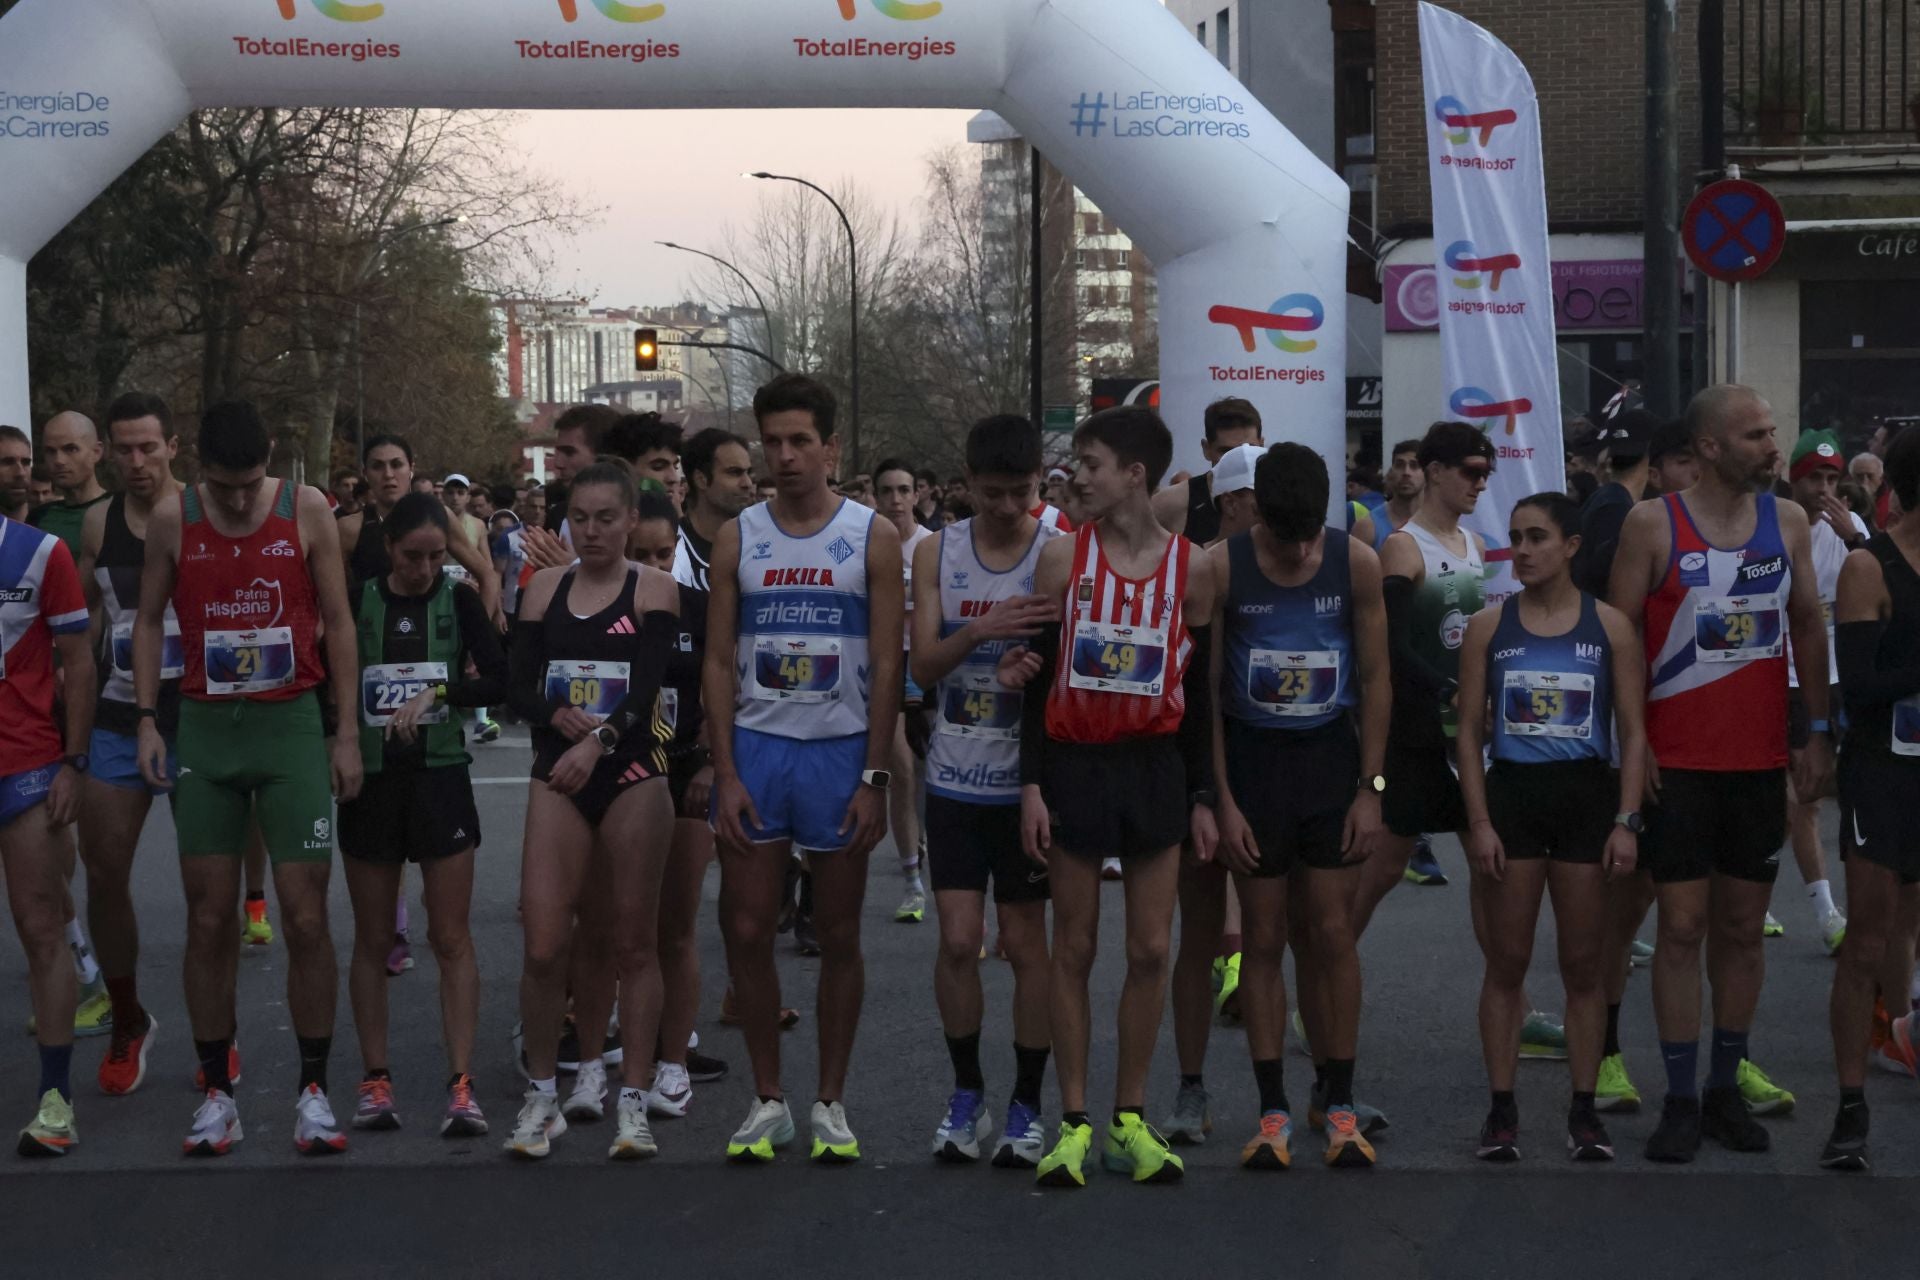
[1208,443,1268,496]
[442,472,471,488]
[1045,465,1071,483]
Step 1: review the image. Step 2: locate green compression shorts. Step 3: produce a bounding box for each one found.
[175,694,335,864]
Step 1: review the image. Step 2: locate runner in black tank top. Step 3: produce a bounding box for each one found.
[1185,472,1220,546]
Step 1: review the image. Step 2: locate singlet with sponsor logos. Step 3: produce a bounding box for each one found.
[532,565,669,775]
[0,517,88,776]
[95,494,184,735]
[733,499,874,741]
[1486,593,1614,765]
[1644,492,1791,771]
[1843,533,1920,763]
[660,582,708,754]
[672,517,714,592]
[1044,522,1194,744]
[927,517,1065,804]
[1788,518,1847,689]
[1401,518,1484,736]
[174,480,325,703]
[1221,529,1355,730]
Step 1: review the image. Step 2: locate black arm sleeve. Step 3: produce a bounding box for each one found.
[1836,619,1920,706]
[1017,623,1060,786]
[447,584,509,709]
[508,616,558,728]
[1384,574,1452,700]
[1178,624,1214,794]
[602,611,678,745]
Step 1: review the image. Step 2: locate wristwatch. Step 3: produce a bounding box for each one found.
[1188,788,1219,811]
[1363,774,1387,795]
[1808,718,1833,735]
[63,753,89,774]
[136,707,158,720]
[861,769,892,790]
[590,724,620,756]
[1613,811,1644,835]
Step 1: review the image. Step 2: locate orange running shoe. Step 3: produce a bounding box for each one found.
[1324,1106,1377,1168]
[193,1041,243,1092]
[353,1076,400,1130]
[1877,1012,1919,1078]
[1239,1111,1292,1170]
[98,1012,157,1096]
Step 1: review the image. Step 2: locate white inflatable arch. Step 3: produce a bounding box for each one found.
[0,0,1348,487]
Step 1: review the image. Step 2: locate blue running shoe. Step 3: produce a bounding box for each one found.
[1404,837,1448,886]
[994,1099,1044,1168]
[932,1088,992,1162]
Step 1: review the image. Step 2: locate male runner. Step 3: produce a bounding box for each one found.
[1577,408,1658,598]
[673,428,756,592]
[1609,384,1831,1161]
[134,400,364,1156]
[1,507,95,1155]
[1371,439,1425,551]
[706,374,903,1163]
[910,415,1063,1165]
[874,458,934,921]
[1011,405,1220,1188]
[1149,398,1263,544]
[2,426,34,523]
[29,411,109,554]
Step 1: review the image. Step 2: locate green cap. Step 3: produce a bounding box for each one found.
[1790,429,1844,479]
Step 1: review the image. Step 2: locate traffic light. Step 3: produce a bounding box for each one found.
[634,328,659,372]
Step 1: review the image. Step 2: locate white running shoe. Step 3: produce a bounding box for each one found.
[809,1100,861,1163]
[293,1084,347,1156]
[563,1059,607,1122]
[1101,857,1123,881]
[992,1099,1046,1168]
[505,1089,567,1158]
[726,1097,795,1162]
[182,1090,243,1157]
[609,1093,658,1159]
[648,1061,692,1117]
[1821,909,1848,957]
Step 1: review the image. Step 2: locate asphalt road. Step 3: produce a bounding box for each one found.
[1,731,1915,1277]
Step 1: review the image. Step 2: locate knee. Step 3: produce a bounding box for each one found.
[937,926,982,971]
[523,936,569,983]
[724,909,774,955]
[279,900,331,953]
[1657,907,1709,951]
[1840,923,1889,977]
[1310,912,1356,960]
[1560,950,1604,996]
[1124,934,1171,981]
[613,937,658,979]
[186,898,238,949]
[1052,929,1096,981]
[426,919,472,965]
[813,913,861,962]
[1484,944,1532,990]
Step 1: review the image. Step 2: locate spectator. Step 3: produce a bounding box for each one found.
[755,475,776,503]
[1851,451,1884,504]
[913,468,943,531]
[411,475,436,495]
[470,486,494,522]
[331,467,363,516]
[29,465,55,507]
[441,473,487,551]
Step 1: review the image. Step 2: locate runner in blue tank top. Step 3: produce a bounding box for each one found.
[1206,444,1389,1171]
[1456,492,1648,1165]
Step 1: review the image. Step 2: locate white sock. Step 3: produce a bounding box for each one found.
[620,1085,647,1107]
[687,1030,699,1051]
[902,858,923,890]
[66,918,99,987]
[531,1076,557,1096]
[1807,879,1837,921]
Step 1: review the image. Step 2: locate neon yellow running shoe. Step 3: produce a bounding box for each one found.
[17,1089,76,1158]
[725,1097,794,1163]
[73,984,112,1039]
[808,1101,861,1163]
[1737,1059,1794,1116]
[1102,1112,1184,1184]
[244,898,274,947]
[1211,952,1242,1021]
[1035,1119,1093,1188]
[1595,1052,1641,1113]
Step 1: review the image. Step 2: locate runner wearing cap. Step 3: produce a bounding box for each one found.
[1150,399,1264,546]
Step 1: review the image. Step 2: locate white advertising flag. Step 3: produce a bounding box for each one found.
[1418,1,1564,597]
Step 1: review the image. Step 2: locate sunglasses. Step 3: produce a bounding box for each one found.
[1455,462,1493,482]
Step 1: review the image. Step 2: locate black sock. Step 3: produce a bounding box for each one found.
[1252,1058,1289,1115]
[1313,1061,1328,1092]
[1112,1105,1142,1127]
[1322,1058,1356,1110]
[1840,1086,1866,1108]
[1179,1073,1204,1090]
[365,1067,392,1083]
[1491,1089,1518,1118]
[1012,1043,1049,1110]
[195,1038,233,1095]
[297,1035,332,1094]
[1062,1109,1091,1129]
[946,1031,985,1092]
[245,890,265,903]
[1604,1003,1622,1057]
[1570,1090,1597,1120]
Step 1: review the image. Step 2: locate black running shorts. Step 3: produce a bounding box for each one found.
[339,765,481,864]
[1839,753,1920,886]
[1224,716,1360,876]
[1642,767,1785,884]
[1041,735,1187,861]
[926,795,1050,903]
[1484,759,1615,864]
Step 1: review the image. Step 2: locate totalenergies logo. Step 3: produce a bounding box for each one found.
[560,0,667,20]
[839,0,944,17]
[1450,386,1532,436]
[1208,294,1324,355]
[277,0,384,20]
[1444,240,1522,292]
[1433,95,1518,146]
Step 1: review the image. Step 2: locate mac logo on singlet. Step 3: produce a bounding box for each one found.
[1315,595,1343,616]
[1575,642,1603,664]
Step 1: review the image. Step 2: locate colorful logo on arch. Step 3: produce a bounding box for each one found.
[1208,294,1324,355]
[1433,95,1518,146]
[1450,386,1532,436]
[838,0,945,18]
[1443,240,1522,292]
[277,0,385,20]
[560,0,667,19]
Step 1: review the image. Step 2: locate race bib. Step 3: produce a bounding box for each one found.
[1893,695,1920,758]
[203,627,295,696]
[544,659,630,722]
[1500,670,1596,740]
[1068,619,1168,697]
[659,687,680,734]
[1246,648,1341,718]
[111,619,185,681]
[937,672,1021,740]
[361,661,449,727]
[751,635,843,703]
[1694,594,1784,663]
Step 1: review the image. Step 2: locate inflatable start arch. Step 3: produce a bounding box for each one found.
[0,0,1349,487]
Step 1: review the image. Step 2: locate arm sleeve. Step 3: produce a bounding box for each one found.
[447,584,509,708]
[1384,574,1451,700]
[601,611,677,745]
[508,616,557,728]
[1178,624,1215,794]
[1836,619,1920,706]
[1017,622,1060,786]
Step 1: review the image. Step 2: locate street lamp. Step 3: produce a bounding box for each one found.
[355,213,466,464]
[656,240,779,367]
[747,171,860,468]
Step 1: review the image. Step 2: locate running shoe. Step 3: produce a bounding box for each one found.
[353,1076,400,1131]
[472,719,502,744]
[97,1011,157,1096]
[563,1059,607,1122]
[1475,1106,1519,1162]
[686,1048,729,1083]
[183,1090,242,1157]
[1518,1011,1568,1061]
[386,931,414,975]
[17,1090,76,1158]
[793,912,820,957]
[1737,1059,1795,1115]
[726,1097,795,1162]
[1702,1085,1769,1152]
[810,1100,861,1163]
[1324,1107,1376,1168]
[1035,1119,1093,1187]
[1818,1100,1870,1172]
[648,1062,692,1117]
[441,1074,487,1138]
[932,1088,991,1162]
[1307,1083,1391,1137]
[1212,952,1242,1023]
[505,1089,567,1159]
[1403,836,1447,885]
[244,897,273,947]
[1821,909,1848,957]
[601,1014,624,1070]
[1101,1113,1184,1183]
[1101,857,1123,881]
[1290,1009,1312,1057]
[72,983,112,1039]
[895,888,926,924]
[609,1093,657,1160]
[993,1099,1044,1168]
[1595,1053,1641,1113]
[1240,1110,1292,1170]
[1762,911,1784,938]
[1629,939,1654,967]
[1162,1080,1211,1145]
[193,1041,243,1092]
[1568,1112,1615,1161]
[556,1016,582,1073]
[1875,1013,1918,1078]
[293,1084,347,1156]
[1644,1095,1702,1163]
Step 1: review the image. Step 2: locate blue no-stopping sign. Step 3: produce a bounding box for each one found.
[1684,179,1786,283]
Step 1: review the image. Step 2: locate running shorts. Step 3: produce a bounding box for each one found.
[89,726,176,798]
[339,765,480,864]
[1838,753,1920,885]
[1642,767,1785,885]
[175,695,335,864]
[1041,735,1187,861]
[1224,716,1360,876]
[0,764,58,829]
[534,747,664,828]
[1484,759,1615,864]
[926,794,1048,903]
[728,726,866,852]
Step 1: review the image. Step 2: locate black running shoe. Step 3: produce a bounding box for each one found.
[556,1017,582,1075]
[794,912,820,957]
[687,1049,729,1084]
[1567,1112,1614,1162]
[1701,1085,1769,1153]
[1644,1095,1702,1163]
[1817,1100,1869,1172]
[1475,1106,1519,1162]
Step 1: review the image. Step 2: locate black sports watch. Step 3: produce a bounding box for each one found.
[1188,788,1219,811]
[1613,811,1644,835]
[63,753,89,774]
[861,769,892,791]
